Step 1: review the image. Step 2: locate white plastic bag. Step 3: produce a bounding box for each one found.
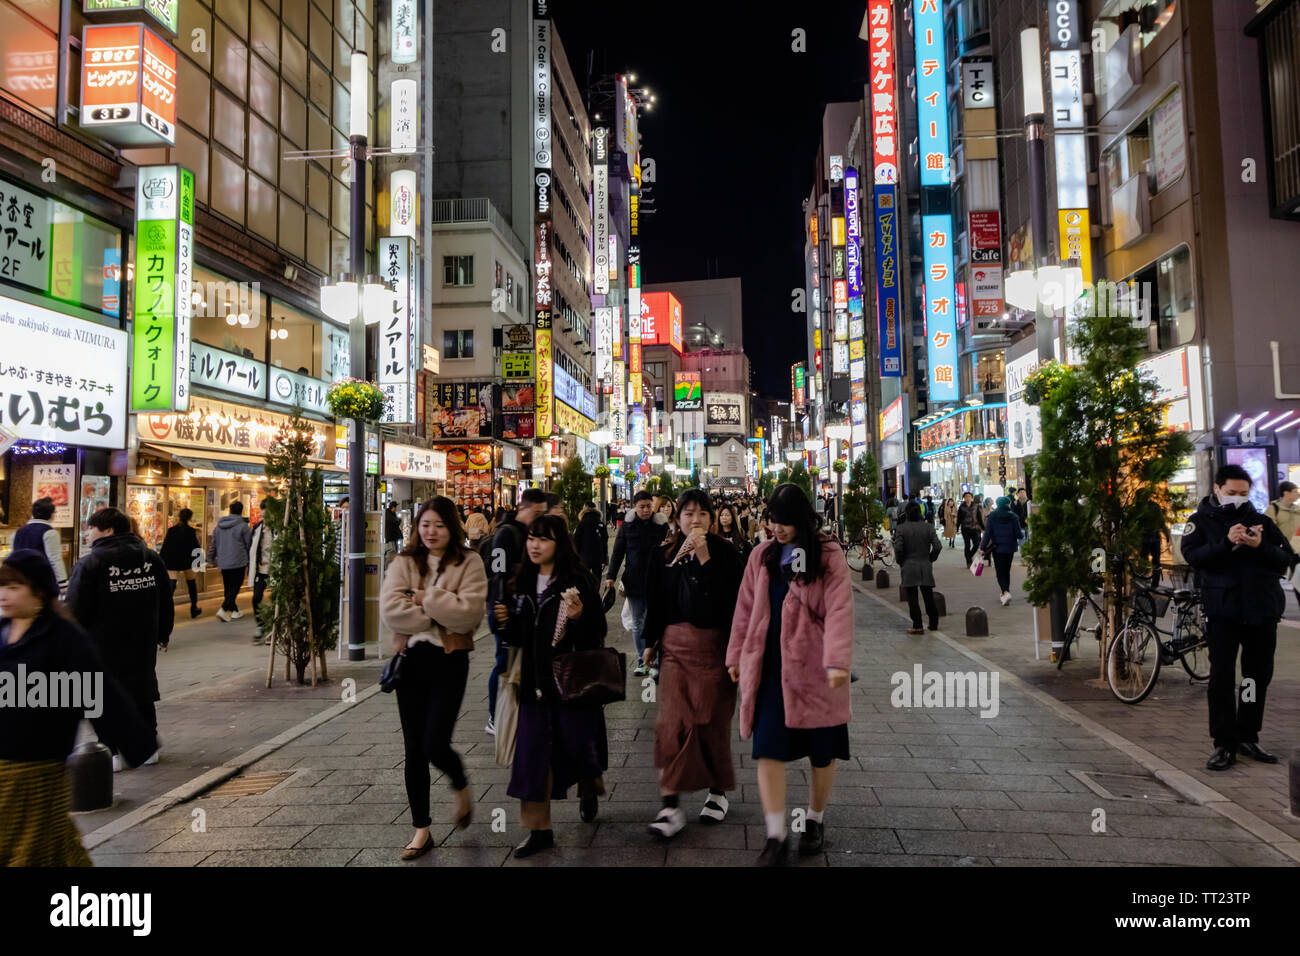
[621,595,635,631]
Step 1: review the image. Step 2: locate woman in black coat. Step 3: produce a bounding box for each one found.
[713,502,751,559]
[159,507,202,618]
[492,515,609,858]
[0,550,154,865]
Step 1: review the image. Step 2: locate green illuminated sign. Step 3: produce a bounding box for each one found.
[83,0,179,35]
[131,165,193,411]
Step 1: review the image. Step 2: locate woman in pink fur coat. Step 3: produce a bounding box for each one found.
[726,483,854,866]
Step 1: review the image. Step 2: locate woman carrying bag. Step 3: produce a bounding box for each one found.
[380,496,487,861]
[492,515,610,858]
[726,484,854,866]
[978,496,1025,606]
[642,490,744,837]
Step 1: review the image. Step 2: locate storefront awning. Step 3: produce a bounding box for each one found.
[140,444,345,476]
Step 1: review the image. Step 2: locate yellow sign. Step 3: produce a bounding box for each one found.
[555,400,594,438]
[502,352,534,379]
[535,328,553,437]
[850,338,865,361]
[1058,208,1092,283]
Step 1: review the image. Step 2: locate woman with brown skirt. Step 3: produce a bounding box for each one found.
[641,489,744,837]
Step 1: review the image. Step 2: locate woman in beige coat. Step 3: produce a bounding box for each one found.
[380,496,488,860]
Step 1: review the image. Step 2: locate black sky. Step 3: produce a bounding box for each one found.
[552,1,870,401]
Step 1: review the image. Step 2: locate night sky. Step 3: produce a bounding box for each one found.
[553,1,869,401]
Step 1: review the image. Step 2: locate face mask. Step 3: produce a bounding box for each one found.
[1217,493,1250,509]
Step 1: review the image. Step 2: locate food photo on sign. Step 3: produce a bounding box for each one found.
[499,384,536,440]
[443,444,495,509]
[426,381,492,439]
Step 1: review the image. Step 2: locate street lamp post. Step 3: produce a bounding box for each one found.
[346,53,369,661]
[1020,28,1054,364]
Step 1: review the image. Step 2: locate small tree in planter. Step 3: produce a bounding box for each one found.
[553,455,593,525]
[262,409,340,686]
[776,461,814,503]
[843,452,886,543]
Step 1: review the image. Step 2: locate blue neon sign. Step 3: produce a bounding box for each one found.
[913,0,950,187]
[922,213,959,402]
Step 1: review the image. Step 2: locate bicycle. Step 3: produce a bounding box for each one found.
[1056,587,1106,668]
[841,529,895,572]
[1105,582,1209,704]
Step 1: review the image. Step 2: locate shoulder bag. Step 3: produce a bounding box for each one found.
[494,645,523,766]
[379,652,403,693]
[551,589,626,705]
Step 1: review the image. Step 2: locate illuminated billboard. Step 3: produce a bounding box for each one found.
[638,292,683,353]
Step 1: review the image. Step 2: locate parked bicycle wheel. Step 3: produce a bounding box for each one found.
[1057,593,1101,668]
[877,539,895,568]
[1106,619,1161,703]
[1176,614,1210,681]
[845,541,866,573]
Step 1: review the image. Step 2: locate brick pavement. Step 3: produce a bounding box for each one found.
[88,572,1296,867]
[894,543,1300,843]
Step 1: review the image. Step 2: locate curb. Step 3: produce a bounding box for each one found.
[855,583,1300,865]
[83,681,385,851]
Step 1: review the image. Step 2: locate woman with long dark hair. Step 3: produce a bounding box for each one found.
[380,496,487,861]
[159,507,203,618]
[0,550,154,865]
[641,490,743,837]
[713,502,750,559]
[726,484,854,866]
[492,515,609,858]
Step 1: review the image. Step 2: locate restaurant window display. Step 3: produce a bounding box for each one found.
[443,444,494,511]
[191,264,267,359]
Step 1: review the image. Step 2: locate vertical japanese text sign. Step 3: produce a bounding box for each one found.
[131,164,193,411]
[378,236,413,424]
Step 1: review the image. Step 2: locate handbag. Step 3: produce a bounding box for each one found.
[601,583,617,613]
[970,557,984,578]
[379,652,404,693]
[551,588,627,705]
[494,646,523,767]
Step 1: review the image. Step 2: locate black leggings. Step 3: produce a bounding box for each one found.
[962,529,981,566]
[396,641,470,828]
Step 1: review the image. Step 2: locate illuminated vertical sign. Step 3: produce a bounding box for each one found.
[922,214,958,402]
[390,79,418,154]
[131,165,193,411]
[390,169,417,239]
[392,0,417,64]
[866,0,898,184]
[83,1,179,34]
[80,22,178,146]
[378,237,413,424]
[532,15,551,170]
[845,168,863,309]
[534,220,554,438]
[874,186,901,377]
[595,306,613,380]
[913,0,950,187]
[593,128,609,294]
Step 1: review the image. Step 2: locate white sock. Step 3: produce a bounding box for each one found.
[765,812,786,840]
[807,808,824,824]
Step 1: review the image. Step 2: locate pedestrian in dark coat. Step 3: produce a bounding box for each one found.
[493,515,609,859]
[66,507,173,767]
[606,491,669,674]
[0,549,155,865]
[159,508,202,619]
[893,501,943,633]
[978,496,1024,605]
[572,503,608,578]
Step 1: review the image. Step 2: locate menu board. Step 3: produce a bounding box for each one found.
[426,381,492,439]
[79,476,111,550]
[32,464,76,528]
[499,384,536,440]
[443,444,494,510]
[126,484,166,549]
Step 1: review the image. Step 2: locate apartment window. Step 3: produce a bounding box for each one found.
[1248,1,1300,219]
[191,264,267,360]
[443,255,474,286]
[1101,88,1185,198]
[443,329,475,359]
[1121,244,1196,350]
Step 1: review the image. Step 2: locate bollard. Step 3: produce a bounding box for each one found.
[66,740,114,812]
[1291,748,1300,819]
[933,591,947,618]
[966,607,989,637]
[875,568,890,589]
[861,563,871,582]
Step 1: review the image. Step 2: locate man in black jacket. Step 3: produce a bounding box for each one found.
[606,490,668,676]
[66,507,174,770]
[484,488,548,735]
[956,491,984,566]
[1181,464,1296,771]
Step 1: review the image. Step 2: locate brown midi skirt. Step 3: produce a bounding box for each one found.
[653,623,737,794]
[0,759,92,867]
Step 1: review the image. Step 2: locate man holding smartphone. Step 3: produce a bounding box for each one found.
[1182,464,1296,771]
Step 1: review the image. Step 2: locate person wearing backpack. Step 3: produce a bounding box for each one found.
[977,496,1025,606]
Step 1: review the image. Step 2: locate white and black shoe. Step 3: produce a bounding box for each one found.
[647,806,687,839]
[699,793,728,824]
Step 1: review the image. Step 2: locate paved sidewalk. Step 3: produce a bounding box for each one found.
[89,582,1296,867]
[73,591,383,836]
[869,541,1300,843]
